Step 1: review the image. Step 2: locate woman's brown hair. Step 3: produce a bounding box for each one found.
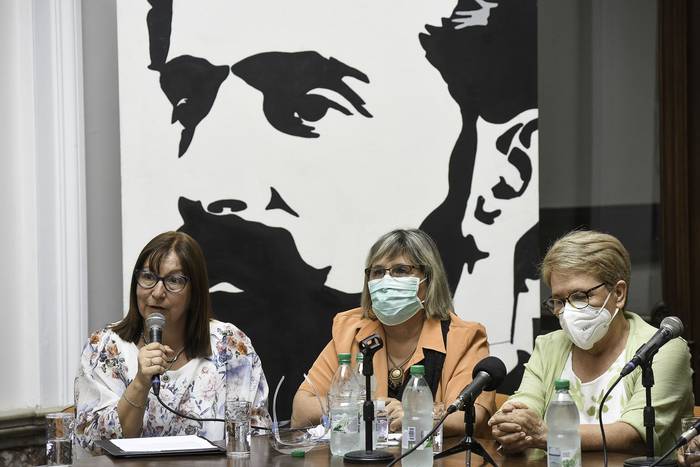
[112,231,213,358]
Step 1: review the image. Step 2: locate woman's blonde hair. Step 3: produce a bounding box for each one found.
[541,230,631,289]
[360,229,453,320]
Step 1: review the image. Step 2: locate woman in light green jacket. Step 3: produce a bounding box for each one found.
[489,230,693,455]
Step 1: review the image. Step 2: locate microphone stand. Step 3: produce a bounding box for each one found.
[434,395,498,467]
[344,334,394,463]
[623,358,677,467]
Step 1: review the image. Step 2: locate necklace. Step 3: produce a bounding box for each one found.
[386,344,417,391]
[164,346,186,369]
[141,333,185,365]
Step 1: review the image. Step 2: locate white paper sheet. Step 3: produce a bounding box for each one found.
[110,435,216,453]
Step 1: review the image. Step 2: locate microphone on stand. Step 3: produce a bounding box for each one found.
[145,312,166,396]
[620,316,684,377]
[620,316,685,467]
[644,419,700,467]
[434,356,506,466]
[447,356,507,414]
[675,419,700,449]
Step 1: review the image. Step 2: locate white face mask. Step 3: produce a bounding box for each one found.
[558,290,619,350]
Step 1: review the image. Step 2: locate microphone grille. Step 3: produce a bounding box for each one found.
[660,316,684,338]
[145,312,166,330]
[472,356,507,391]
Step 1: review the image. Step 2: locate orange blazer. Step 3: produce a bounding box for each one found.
[298,308,496,416]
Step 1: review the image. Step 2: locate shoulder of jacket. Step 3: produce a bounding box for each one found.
[447,312,486,336]
[332,308,366,327]
[533,329,569,348]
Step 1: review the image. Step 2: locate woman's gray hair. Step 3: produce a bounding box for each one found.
[360,229,453,320]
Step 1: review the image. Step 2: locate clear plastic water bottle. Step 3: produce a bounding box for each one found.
[545,379,581,467]
[328,353,362,456]
[401,365,433,467]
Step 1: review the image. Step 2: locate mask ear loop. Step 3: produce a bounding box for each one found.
[599,289,613,313]
[417,277,428,305]
[598,288,620,328]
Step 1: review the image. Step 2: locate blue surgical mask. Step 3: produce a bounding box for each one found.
[368,275,425,326]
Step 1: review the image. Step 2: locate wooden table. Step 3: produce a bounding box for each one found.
[72,436,632,467]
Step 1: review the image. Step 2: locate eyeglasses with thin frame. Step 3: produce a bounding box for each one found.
[364,264,424,281]
[543,282,608,316]
[135,269,189,293]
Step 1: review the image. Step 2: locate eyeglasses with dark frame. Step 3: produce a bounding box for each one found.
[364,264,424,281]
[543,282,608,316]
[135,269,190,293]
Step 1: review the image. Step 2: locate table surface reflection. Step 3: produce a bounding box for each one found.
[72,435,633,467]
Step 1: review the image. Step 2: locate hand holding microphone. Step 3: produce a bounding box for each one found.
[135,313,174,396]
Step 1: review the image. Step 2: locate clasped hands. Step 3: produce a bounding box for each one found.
[382,397,405,433]
[488,401,547,453]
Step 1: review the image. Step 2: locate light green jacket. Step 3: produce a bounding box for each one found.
[510,312,693,453]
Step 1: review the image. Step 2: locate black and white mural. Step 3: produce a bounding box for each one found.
[117,0,538,415]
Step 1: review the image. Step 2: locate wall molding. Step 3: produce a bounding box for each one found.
[31,0,88,408]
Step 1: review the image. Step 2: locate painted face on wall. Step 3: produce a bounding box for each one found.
[118,0,538,411]
[457,110,540,358]
[125,1,458,292]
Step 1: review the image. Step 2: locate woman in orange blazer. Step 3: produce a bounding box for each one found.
[291,228,496,436]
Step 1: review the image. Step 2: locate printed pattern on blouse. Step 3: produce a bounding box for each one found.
[74,320,270,453]
[559,350,627,424]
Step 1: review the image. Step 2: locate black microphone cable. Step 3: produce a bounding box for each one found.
[153,390,271,431]
[598,373,624,467]
[385,411,449,467]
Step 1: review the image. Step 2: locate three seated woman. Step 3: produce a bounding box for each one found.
[75,228,693,456]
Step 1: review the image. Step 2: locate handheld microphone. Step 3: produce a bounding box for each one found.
[447,356,506,414]
[675,419,700,449]
[145,312,166,396]
[620,316,684,377]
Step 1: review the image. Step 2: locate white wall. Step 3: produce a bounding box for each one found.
[0,0,87,414]
[0,0,41,412]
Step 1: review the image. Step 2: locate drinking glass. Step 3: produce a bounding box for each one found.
[46,412,73,466]
[225,400,251,458]
[432,402,445,453]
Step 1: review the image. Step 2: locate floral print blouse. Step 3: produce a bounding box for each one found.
[74,320,270,454]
